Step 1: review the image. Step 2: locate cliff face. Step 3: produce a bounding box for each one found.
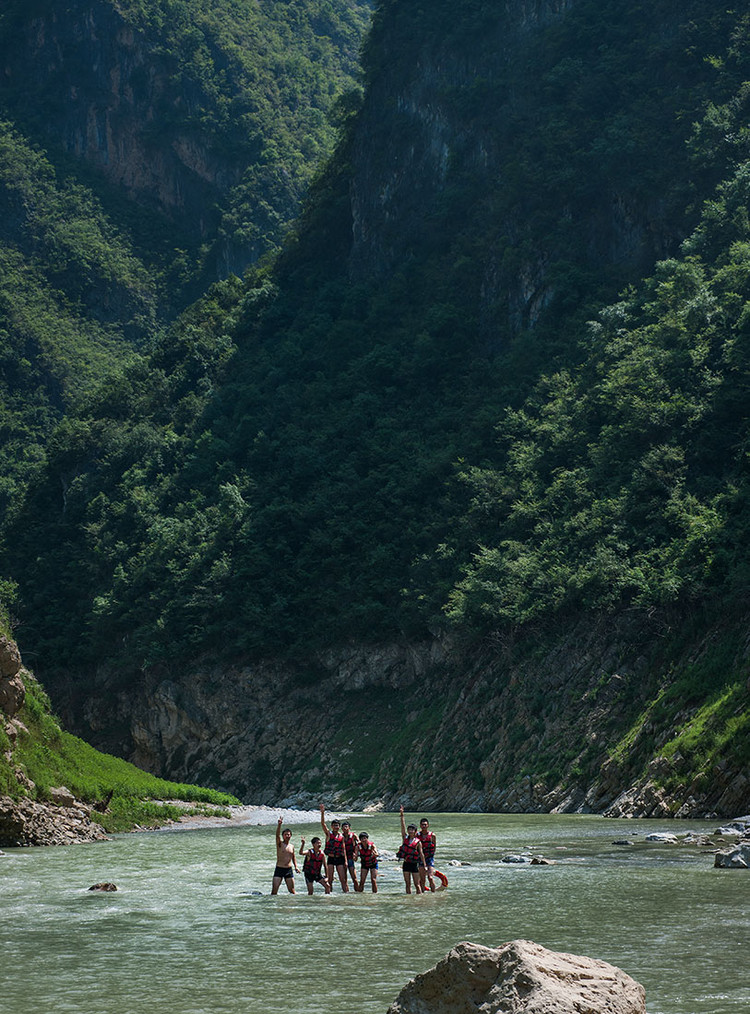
[10,1,749,819]
[0,0,371,279]
[349,0,703,338]
[1,4,232,239]
[59,605,749,820]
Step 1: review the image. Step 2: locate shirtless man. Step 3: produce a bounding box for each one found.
[271,817,299,895]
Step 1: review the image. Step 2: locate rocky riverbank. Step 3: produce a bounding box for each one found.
[0,793,109,847]
[51,608,750,819]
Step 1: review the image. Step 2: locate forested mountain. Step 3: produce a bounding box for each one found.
[2,1,748,815]
[0,0,370,523]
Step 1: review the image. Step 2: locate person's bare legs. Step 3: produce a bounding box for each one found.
[327,862,349,891]
[419,866,435,892]
[272,876,282,895]
[336,863,349,892]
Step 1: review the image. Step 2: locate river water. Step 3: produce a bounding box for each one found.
[1,812,748,1014]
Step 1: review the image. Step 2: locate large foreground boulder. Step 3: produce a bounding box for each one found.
[387,940,646,1014]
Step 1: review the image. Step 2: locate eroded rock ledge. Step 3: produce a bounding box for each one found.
[387,939,646,1014]
[0,790,109,847]
[0,795,109,848]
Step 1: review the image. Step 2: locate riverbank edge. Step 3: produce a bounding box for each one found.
[3,794,750,848]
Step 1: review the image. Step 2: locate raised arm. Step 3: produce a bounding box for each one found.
[399,804,407,839]
[275,816,283,848]
[320,803,330,840]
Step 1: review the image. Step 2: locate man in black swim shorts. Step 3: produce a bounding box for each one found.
[272,816,299,894]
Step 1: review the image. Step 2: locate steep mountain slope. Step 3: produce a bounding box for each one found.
[0,0,370,287]
[0,0,371,538]
[4,1,750,814]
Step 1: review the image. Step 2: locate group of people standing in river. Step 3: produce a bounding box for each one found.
[271,803,437,896]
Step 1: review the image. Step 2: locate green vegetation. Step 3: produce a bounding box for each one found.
[2,1,750,806]
[0,0,371,532]
[0,0,371,297]
[9,2,750,675]
[607,612,750,793]
[1,672,239,831]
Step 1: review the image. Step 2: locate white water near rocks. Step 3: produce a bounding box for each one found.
[1,813,748,1014]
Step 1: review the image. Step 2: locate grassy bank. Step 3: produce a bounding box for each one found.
[1,670,239,832]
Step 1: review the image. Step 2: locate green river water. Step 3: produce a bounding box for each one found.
[1,812,748,1014]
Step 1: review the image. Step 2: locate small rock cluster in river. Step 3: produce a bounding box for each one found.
[714,842,750,868]
[387,939,646,1014]
[0,794,109,847]
[712,819,750,867]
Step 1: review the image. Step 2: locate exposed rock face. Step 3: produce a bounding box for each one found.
[0,636,25,720]
[0,636,21,678]
[49,609,750,819]
[0,672,25,720]
[0,795,109,847]
[0,4,235,241]
[387,940,646,1014]
[349,0,682,341]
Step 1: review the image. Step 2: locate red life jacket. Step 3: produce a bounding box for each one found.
[303,851,325,878]
[401,835,420,863]
[324,831,345,858]
[343,832,357,860]
[418,830,436,860]
[359,841,377,868]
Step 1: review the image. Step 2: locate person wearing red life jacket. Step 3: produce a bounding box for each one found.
[418,817,437,893]
[399,805,426,894]
[300,835,331,895]
[341,820,360,891]
[320,803,349,892]
[357,831,379,893]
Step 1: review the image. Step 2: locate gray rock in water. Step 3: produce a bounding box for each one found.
[387,939,646,1014]
[714,843,750,868]
[644,833,678,843]
[499,854,531,864]
[88,882,118,892]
